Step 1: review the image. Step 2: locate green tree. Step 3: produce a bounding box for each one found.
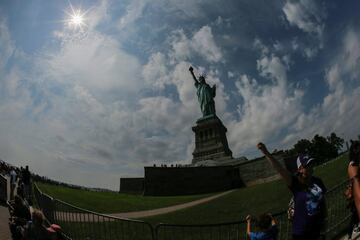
[327,132,344,153]
[293,139,312,154]
[311,134,337,164]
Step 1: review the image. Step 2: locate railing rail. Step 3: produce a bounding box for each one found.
[34,183,155,240]
[0,173,7,203]
[155,179,350,240]
[34,178,351,240]
[155,210,291,240]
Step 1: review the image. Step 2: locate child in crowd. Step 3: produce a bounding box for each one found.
[246,213,278,240]
[22,209,51,240]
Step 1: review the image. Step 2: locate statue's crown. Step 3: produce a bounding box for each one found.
[199,73,206,79]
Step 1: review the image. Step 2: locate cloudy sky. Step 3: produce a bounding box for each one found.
[1,0,360,190]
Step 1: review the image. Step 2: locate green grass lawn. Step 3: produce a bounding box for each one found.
[35,182,214,213]
[36,153,349,225]
[142,154,349,224]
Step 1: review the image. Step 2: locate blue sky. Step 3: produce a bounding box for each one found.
[1,0,360,190]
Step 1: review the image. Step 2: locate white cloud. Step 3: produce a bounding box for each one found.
[247,29,360,151]
[283,28,360,145]
[292,38,299,50]
[116,0,210,31]
[325,29,360,89]
[192,26,222,62]
[0,18,15,71]
[165,0,207,18]
[342,29,360,80]
[170,26,223,63]
[228,71,235,78]
[257,55,287,85]
[282,55,292,69]
[44,32,142,92]
[282,0,326,59]
[86,0,109,30]
[228,54,304,156]
[118,0,149,30]
[283,0,325,36]
[170,30,193,61]
[142,52,169,89]
[303,47,318,59]
[253,38,269,56]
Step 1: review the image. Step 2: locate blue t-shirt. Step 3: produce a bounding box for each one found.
[289,176,326,235]
[249,225,278,240]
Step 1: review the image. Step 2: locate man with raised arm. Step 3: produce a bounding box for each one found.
[257,142,327,240]
[189,66,216,117]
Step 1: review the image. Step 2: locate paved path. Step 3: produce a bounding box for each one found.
[0,205,11,240]
[54,190,235,222]
[111,189,235,218]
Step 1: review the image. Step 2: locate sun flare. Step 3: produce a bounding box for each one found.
[64,5,87,29]
[71,12,84,26]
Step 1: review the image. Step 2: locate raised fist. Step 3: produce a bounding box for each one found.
[257,142,268,153]
[189,66,193,72]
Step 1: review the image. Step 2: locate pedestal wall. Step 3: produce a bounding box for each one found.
[143,166,243,196]
[192,116,232,164]
[119,177,144,194]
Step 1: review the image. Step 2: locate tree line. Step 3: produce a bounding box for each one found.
[286,132,346,165]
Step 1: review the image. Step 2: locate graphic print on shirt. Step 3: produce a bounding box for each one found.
[305,183,323,216]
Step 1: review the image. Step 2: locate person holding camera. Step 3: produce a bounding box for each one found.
[257,142,327,240]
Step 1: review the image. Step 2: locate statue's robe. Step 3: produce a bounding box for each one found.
[195,81,216,117]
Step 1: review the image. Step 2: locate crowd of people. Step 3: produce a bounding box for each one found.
[8,199,64,240]
[2,139,360,240]
[0,162,65,240]
[250,140,360,240]
[0,161,32,203]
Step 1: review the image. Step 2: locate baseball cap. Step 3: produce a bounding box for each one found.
[296,154,314,169]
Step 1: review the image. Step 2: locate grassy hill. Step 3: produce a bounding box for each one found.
[35,182,214,213]
[142,154,348,224]
[36,153,348,224]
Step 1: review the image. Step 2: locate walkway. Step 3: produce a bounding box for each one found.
[54,189,235,222]
[111,189,234,218]
[0,205,11,240]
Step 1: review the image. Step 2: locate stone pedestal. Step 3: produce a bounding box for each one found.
[192,115,232,164]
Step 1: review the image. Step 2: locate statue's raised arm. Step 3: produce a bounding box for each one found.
[189,66,198,84]
[188,66,216,117]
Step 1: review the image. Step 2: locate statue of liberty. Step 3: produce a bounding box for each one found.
[189,66,216,117]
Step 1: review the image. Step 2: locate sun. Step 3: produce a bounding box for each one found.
[70,11,84,26]
[64,4,87,29]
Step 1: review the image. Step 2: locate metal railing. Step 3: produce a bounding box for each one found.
[155,180,350,240]
[321,179,352,239]
[34,179,351,240]
[0,174,7,203]
[34,184,154,240]
[155,211,291,240]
